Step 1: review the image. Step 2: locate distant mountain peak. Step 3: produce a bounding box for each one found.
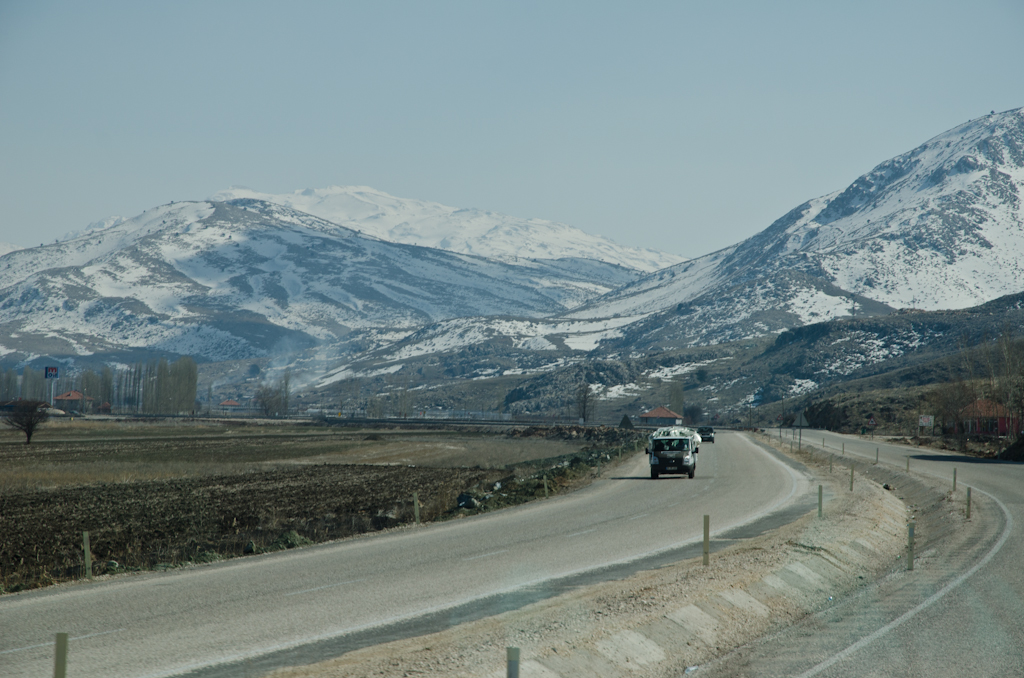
[209,185,686,272]
[0,242,22,257]
[58,215,126,243]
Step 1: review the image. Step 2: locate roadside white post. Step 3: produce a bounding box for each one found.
[829,456,833,473]
[850,465,854,492]
[908,521,915,571]
[507,647,520,678]
[906,456,910,472]
[842,442,845,456]
[953,468,957,492]
[413,492,420,525]
[967,487,972,519]
[83,531,92,579]
[703,515,710,566]
[818,485,823,519]
[875,447,879,465]
[54,633,68,678]
[543,476,549,499]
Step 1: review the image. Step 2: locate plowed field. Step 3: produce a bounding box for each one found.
[1,463,500,589]
[0,420,643,592]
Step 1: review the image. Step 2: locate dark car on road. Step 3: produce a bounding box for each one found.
[697,426,715,443]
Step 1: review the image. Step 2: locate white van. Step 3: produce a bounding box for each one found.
[648,426,701,479]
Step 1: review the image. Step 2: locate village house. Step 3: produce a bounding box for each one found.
[53,390,94,413]
[959,399,1021,437]
[219,399,246,413]
[639,406,683,427]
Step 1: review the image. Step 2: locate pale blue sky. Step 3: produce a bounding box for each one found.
[1,1,1022,257]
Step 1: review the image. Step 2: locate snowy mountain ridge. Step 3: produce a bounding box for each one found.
[0,199,640,362]
[209,185,685,273]
[571,107,1024,322]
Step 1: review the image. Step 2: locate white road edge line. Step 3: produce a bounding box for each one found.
[285,578,367,597]
[627,513,650,521]
[565,528,597,537]
[0,628,125,655]
[462,549,510,562]
[795,486,1014,678]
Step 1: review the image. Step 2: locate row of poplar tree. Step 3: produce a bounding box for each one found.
[0,357,198,415]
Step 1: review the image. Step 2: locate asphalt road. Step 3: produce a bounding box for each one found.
[699,430,1024,677]
[0,431,808,678]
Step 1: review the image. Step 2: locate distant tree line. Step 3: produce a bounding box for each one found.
[0,357,198,415]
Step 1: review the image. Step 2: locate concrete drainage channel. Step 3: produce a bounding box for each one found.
[227,435,985,678]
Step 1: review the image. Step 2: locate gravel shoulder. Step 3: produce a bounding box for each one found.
[264,434,914,678]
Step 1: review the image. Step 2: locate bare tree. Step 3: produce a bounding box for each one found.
[929,378,975,450]
[282,369,291,415]
[995,329,1024,441]
[366,396,385,419]
[683,403,703,425]
[396,383,413,418]
[575,381,593,422]
[3,400,50,444]
[669,382,685,418]
[253,384,285,417]
[0,368,17,400]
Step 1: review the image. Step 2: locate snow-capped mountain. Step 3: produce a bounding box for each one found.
[0,242,21,257]
[209,186,685,272]
[573,107,1024,323]
[4,107,1023,404]
[321,108,1024,373]
[0,199,640,361]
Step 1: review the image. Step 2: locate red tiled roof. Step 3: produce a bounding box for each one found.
[220,399,242,407]
[54,390,92,401]
[965,399,1012,418]
[640,406,682,419]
